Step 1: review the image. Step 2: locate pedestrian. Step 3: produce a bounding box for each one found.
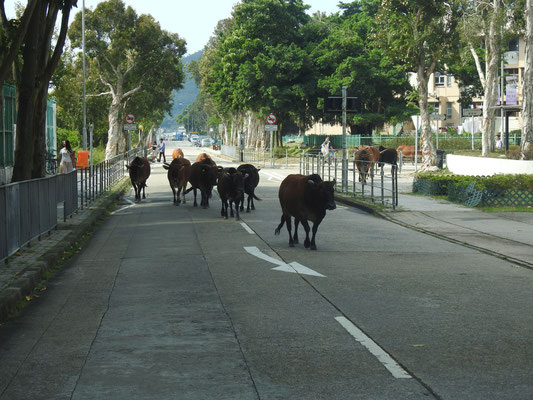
[158,138,166,162]
[321,137,334,158]
[58,140,76,173]
[495,135,503,150]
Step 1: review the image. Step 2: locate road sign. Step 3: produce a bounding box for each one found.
[124,124,137,130]
[429,114,446,121]
[324,96,359,113]
[264,124,278,131]
[463,109,483,117]
[125,113,136,124]
[266,113,277,125]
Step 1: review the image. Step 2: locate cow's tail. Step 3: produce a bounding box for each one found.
[252,193,262,201]
[184,187,194,195]
[274,215,286,235]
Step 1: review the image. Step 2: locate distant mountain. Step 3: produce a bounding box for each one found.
[159,50,202,131]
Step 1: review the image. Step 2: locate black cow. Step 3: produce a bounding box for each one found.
[378,145,398,167]
[274,174,336,250]
[163,157,191,205]
[185,158,220,208]
[237,164,261,212]
[217,167,247,220]
[126,156,151,201]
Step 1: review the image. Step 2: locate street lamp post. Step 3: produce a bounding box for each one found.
[81,0,87,151]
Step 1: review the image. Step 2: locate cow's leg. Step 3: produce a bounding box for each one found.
[286,216,294,247]
[229,200,234,217]
[275,215,285,235]
[132,181,140,201]
[300,220,312,248]
[234,199,240,220]
[180,183,186,204]
[240,193,245,211]
[201,190,208,209]
[220,198,226,217]
[193,188,198,207]
[293,219,300,244]
[250,193,255,210]
[142,183,146,199]
[172,186,177,204]
[309,219,322,250]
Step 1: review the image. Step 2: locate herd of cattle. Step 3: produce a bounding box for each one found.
[353,144,420,182]
[125,150,337,250]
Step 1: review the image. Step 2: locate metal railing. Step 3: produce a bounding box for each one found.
[1,148,141,263]
[300,153,398,209]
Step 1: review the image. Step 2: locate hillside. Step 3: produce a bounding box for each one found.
[159,50,202,131]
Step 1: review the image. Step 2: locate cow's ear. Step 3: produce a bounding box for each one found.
[163,165,169,170]
[256,168,261,172]
[125,164,130,169]
[217,166,224,172]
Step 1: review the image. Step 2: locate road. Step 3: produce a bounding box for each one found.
[1,141,532,399]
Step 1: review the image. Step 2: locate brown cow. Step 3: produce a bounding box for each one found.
[397,145,422,160]
[195,152,213,163]
[163,157,191,205]
[172,148,184,159]
[126,156,151,201]
[185,158,220,208]
[274,174,336,251]
[354,147,372,183]
[217,167,246,220]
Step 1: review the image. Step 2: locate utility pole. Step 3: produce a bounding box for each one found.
[342,85,347,192]
[81,0,87,150]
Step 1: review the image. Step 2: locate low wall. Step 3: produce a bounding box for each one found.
[446,154,533,176]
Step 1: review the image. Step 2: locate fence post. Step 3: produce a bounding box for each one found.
[380,165,385,205]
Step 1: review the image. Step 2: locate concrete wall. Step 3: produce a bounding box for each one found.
[446,154,533,176]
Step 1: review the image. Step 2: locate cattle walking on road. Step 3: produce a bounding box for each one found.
[186,158,220,208]
[126,157,151,201]
[354,147,372,183]
[163,158,191,205]
[275,174,336,250]
[172,148,184,160]
[217,167,246,220]
[237,164,261,213]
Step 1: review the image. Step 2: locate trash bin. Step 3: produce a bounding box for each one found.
[436,149,445,169]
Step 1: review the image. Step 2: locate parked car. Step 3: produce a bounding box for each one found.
[190,134,199,142]
[201,138,211,147]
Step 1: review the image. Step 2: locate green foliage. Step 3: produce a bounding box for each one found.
[56,128,81,150]
[415,172,533,192]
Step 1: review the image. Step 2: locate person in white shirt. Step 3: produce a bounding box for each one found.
[58,140,75,173]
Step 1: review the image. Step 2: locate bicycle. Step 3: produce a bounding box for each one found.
[45,153,58,175]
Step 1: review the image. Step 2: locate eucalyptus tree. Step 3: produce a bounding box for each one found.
[375,0,460,168]
[458,0,521,156]
[68,0,186,159]
[11,0,77,182]
[521,0,532,158]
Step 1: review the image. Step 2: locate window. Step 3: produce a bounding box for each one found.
[434,73,445,86]
[508,38,519,52]
[447,75,452,87]
[431,103,440,114]
[446,102,452,118]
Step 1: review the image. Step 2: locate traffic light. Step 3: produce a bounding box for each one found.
[324,96,360,113]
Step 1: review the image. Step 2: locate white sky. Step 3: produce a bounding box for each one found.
[5,1,343,55]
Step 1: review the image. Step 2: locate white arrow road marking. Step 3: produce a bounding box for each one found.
[272,262,326,277]
[240,222,255,235]
[110,197,136,215]
[244,246,325,278]
[335,316,412,379]
[262,171,285,182]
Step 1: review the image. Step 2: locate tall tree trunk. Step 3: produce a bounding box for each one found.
[482,9,501,156]
[11,1,41,183]
[417,63,436,168]
[522,0,533,159]
[105,95,123,159]
[31,86,48,178]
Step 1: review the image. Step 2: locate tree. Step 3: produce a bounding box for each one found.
[11,0,77,182]
[375,0,460,168]
[68,0,186,160]
[313,0,415,136]
[521,0,533,158]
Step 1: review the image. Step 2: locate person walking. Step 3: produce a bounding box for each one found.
[158,138,166,162]
[58,140,76,173]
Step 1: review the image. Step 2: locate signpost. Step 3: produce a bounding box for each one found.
[429,114,446,121]
[463,109,483,150]
[124,114,136,151]
[265,114,277,167]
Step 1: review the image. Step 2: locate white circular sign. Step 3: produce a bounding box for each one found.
[266,113,277,125]
[125,113,136,124]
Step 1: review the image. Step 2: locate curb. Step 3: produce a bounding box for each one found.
[334,195,377,215]
[0,179,129,324]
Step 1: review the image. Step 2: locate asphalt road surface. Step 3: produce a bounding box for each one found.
[1,142,532,399]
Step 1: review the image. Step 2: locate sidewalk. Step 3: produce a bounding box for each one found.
[0,180,129,323]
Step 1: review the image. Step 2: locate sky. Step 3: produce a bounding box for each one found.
[5,1,343,55]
